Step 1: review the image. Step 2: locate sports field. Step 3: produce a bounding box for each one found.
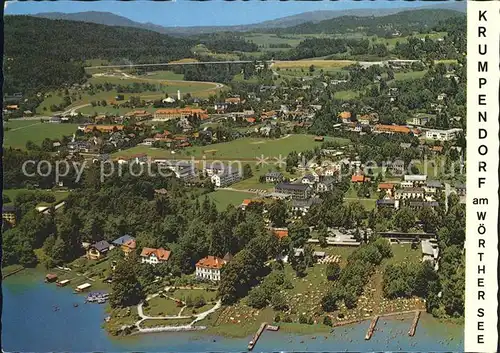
[112,134,350,160]
[3,120,79,149]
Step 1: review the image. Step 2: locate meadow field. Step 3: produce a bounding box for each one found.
[2,188,70,206]
[198,190,256,211]
[3,120,79,149]
[273,60,355,70]
[36,70,225,115]
[112,135,350,161]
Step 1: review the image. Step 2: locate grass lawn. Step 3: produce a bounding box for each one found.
[170,288,218,302]
[144,296,182,317]
[3,189,70,206]
[198,190,256,211]
[114,135,350,161]
[140,318,194,328]
[393,70,428,81]
[385,243,422,267]
[3,121,79,149]
[104,306,140,334]
[243,33,303,49]
[346,198,376,211]
[333,90,360,100]
[36,76,223,114]
[273,60,355,70]
[202,306,276,337]
[139,70,185,80]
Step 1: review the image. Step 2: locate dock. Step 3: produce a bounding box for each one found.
[248,322,267,351]
[408,310,421,336]
[365,315,379,340]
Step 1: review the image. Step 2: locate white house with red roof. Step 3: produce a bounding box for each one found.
[140,247,171,265]
[195,254,232,281]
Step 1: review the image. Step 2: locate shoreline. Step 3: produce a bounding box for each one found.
[6,267,463,341]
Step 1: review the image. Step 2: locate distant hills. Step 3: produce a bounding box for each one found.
[31,2,466,35]
[274,9,464,35]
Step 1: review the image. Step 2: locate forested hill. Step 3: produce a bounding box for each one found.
[271,9,465,36]
[3,16,196,95]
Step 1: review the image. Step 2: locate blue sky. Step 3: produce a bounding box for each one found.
[5,0,431,27]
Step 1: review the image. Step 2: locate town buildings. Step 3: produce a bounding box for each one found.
[211,168,242,187]
[112,235,136,257]
[153,108,208,121]
[424,128,463,141]
[275,183,311,200]
[86,241,111,260]
[265,171,284,184]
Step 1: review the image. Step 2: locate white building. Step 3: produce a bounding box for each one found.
[395,188,425,200]
[403,174,428,186]
[425,128,463,141]
[195,254,231,282]
[140,248,171,265]
[424,180,443,194]
[211,168,241,187]
[421,239,440,270]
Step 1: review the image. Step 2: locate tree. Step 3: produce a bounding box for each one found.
[110,257,145,308]
[41,138,53,152]
[268,199,287,227]
[321,290,339,312]
[247,287,268,309]
[394,207,415,232]
[326,262,341,281]
[270,292,288,311]
[318,235,327,248]
[243,164,253,179]
[323,315,333,326]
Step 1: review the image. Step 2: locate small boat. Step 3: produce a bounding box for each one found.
[53,306,59,312]
[97,298,106,304]
[73,303,79,307]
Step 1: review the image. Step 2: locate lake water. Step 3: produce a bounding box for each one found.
[2,270,464,352]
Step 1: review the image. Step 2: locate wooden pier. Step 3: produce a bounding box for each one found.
[248,322,268,351]
[408,310,421,337]
[365,315,379,340]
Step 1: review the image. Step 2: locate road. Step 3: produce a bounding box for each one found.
[88,60,265,69]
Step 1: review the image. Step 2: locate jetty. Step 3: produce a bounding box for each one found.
[365,315,379,340]
[56,279,71,287]
[408,310,421,336]
[248,322,267,351]
[75,283,92,293]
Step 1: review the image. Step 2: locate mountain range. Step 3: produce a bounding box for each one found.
[32,2,466,35]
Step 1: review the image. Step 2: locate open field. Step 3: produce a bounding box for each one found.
[244,33,303,49]
[3,121,79,149]
[144,296,183,317]
[273,60,355,69]
[170,288,218,302]
[393,70,428,81]
[140,318,194,328]
[198,190,256,211]
[36,71,224,115]
[333,90,360,100]
[114,135,350,160]
[141,70,185,80]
